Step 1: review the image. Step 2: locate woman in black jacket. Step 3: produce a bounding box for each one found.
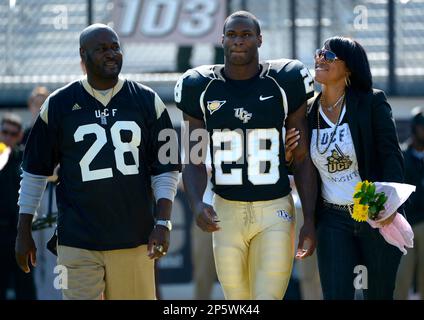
[286,36,404,299]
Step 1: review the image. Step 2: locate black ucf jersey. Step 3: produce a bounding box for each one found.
[23,78,180,250]
[175,59,314,202]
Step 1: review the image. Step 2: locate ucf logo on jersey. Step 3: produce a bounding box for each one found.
[234,108,252,123]
[326,144,352,173]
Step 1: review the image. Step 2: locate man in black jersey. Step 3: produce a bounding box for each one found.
[175,11,317,299]
[15,24,180,300]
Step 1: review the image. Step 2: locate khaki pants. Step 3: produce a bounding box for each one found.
[394,221,424,300]
[57,244,155,300]
[212,194,295,300]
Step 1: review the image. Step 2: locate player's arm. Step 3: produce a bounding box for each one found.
[182,114,219,233]
[148,197,174,259]
[16,171,52,272]
[174,70,218,232]
[147,93,181,259]
[285,102,317,259]
[148,170,179,259]
[15,215,37,273]
[285,128,300,168]
[16,98,59,272]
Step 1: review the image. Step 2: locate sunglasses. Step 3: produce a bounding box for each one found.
[1,129,20,137]
[315,49,340,63]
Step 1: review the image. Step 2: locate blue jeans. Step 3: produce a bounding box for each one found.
[316,206,402,300]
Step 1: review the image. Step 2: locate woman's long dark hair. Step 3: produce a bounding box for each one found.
[324,36,373,93]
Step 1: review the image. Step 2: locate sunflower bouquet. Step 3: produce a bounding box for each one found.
[352,181,387,222]
[351,180,416,255]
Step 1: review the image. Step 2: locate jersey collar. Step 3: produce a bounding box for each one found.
[81,77,125,107]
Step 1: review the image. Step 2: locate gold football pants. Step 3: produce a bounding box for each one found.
[212,194,296,300]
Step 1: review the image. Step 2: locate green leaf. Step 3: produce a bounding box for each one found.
[369,205,377,214]
[366,184,372,194]
[360,198,368,205]
[354,191,362,199]
[361,183,367,193]
[369,183,376,195]
[377,194,386,206]
[364,187,371,197]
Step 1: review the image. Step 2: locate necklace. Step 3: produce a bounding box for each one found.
[90,85,115,125]
[316,95,345,155]
[320,93,345,112]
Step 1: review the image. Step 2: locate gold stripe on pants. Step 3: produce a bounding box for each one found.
[212,194,296,300]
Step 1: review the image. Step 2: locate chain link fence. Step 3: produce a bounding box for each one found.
[0,0,423,106]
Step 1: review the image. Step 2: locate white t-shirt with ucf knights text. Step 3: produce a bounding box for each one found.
[310,105,362,205]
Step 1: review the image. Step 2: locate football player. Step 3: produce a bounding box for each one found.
[175,11,318,300]
[15,24,180,300]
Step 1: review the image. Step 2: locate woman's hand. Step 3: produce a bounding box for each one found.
[285,128,300,165]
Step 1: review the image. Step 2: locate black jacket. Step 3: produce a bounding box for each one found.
[307,87,404,212]
[0,146,23,244]
[403,146,424,225]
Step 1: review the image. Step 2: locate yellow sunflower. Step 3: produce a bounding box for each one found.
[354,182,362,194]
[352,197,369,222]
[354,180,371,194]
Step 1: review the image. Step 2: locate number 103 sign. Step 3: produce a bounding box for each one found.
[112,0,227,44]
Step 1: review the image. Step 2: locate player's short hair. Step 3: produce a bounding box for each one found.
[1,113,23,131]
[223,11,261,36]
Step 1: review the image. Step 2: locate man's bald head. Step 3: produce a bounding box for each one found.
[79,24,118,49]
[79,24,123,86]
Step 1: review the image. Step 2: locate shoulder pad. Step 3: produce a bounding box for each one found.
[190,64,225,81]
[175,65,223,104]
[260,59,293,77]
[261,59,303,81]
